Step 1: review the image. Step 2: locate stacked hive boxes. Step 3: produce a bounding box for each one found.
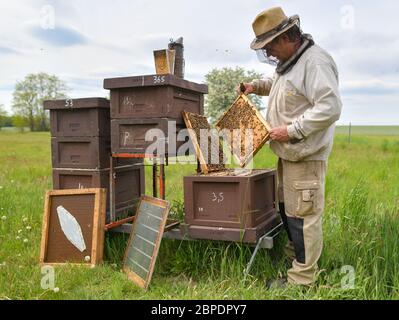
[103,74,208,156]
[44,98,145,218]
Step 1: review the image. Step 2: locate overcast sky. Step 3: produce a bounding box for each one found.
[0,0,398,125]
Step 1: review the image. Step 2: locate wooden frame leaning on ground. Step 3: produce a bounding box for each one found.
[122,195,170,290]
[39,188,107,267]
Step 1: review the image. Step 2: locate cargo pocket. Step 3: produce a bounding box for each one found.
[293,180,320,217]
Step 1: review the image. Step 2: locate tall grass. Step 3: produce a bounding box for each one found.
[0,131,398,299]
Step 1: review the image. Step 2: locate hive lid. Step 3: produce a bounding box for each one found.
[216,94,271,168]
[103,74,208,94]
[43,97,110,110]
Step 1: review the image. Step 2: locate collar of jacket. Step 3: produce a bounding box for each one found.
[276,34,315,75]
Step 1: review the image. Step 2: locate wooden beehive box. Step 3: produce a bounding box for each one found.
[183,169,279,244]
[216,94,271,168]
[182,111,226,174]
[43,98,110,137]
[51,136,111,169]
[103,74,208,123]
[52,165,145,211]
[111,118,191,156]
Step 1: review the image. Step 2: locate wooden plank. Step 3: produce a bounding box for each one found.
[39,191,51,264]
[122,195,170,290]
[216,94,271,168]
[39,188,107,267]
[91,188,106,265]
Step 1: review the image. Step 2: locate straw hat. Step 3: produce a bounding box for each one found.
[250,7,299,50]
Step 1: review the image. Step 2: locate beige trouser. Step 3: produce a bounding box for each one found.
[277,158,327,285]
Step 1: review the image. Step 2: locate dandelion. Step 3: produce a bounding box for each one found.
[53,287,60,293]
[84,256,91,262]
[18,229,23,234]
[26,226,32,231]
[23,239,28,243]
[16,236,21,240]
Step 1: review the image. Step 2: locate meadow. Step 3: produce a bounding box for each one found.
[0,127,398,300]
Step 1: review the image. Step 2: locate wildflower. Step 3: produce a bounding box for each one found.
[53,287,60,293]
[1,216,6,221]
[18,229,23,234]
[23,239,28,243]
[23,218,28,223]
[26,226,32,231]
[84,256,91,262]
[16,236,21,240]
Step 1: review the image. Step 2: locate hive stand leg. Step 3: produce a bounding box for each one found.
[109,156,116,223]
[153,158,158,198]
[160,156,165,200]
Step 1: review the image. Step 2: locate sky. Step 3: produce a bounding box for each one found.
[0,0,398,125]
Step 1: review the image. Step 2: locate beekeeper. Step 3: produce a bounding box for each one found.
[239,7,342,288]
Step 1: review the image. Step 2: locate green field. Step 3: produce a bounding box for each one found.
[0,128,399,300]
[335,126,399,136]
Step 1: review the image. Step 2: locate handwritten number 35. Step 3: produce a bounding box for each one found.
[212,192,224,203]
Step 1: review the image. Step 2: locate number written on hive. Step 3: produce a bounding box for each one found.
[153,75,166,84]
[211,192,224,203]
[65,99,73,107]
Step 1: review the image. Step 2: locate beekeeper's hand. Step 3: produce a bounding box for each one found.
[269,126,290,142]
[236,83,255,95]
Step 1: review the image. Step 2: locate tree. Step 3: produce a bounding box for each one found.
[12,73,68,131]
[204,67,264,124]
[0,104,7,130]
[12,115,28,132]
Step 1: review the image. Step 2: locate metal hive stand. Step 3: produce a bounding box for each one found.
[105,153,283,274]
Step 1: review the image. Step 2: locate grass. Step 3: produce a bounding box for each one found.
[0,128,398,300]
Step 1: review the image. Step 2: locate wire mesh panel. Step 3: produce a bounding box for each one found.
[122,196,170,290]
